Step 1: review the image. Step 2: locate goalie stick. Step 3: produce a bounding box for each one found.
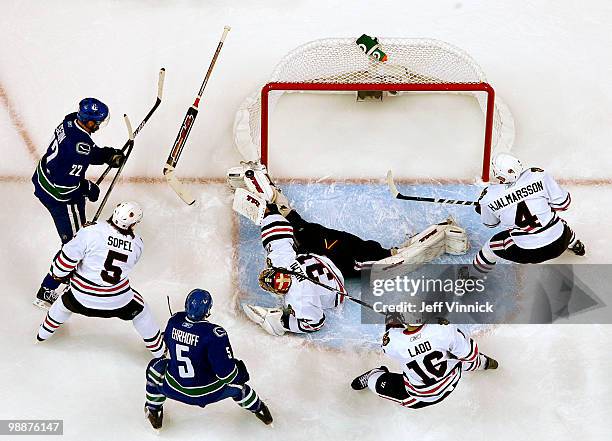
[91,114,134,222]
[386,170,478,206]
[163,26,231,205]
[95,68,166,186]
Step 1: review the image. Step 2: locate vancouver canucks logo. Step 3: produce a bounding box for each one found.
[213,327,227,337]
[76,142,91,155]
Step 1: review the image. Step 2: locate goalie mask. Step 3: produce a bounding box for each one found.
[258,267,292,295]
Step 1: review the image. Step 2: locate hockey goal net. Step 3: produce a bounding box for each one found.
[233,38,514,182]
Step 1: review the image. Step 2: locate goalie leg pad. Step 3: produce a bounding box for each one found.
[445,224,469,255]
[242,304,287,336]
[373,218,461,279]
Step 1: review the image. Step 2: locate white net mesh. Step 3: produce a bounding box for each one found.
[234,38,514,168]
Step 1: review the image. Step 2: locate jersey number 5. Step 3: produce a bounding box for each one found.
[176,344,195,378]
[101,250,128,284]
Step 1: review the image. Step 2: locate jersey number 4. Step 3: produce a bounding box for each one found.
[514,201,542,229]
[100,250,128,284]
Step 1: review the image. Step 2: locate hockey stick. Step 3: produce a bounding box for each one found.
[166,295,174,315]
[91,114,134,222]
[95,68,166,186]
[163,26,231,205]
[386,170,478,206]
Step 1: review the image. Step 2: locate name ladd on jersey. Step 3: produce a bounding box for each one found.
[171,328,200,346]
[107,236,133,252]
[408,341,432,357]
[488,180,544,212]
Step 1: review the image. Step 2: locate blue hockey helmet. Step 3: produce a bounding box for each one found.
[185,289,213,321]
[77,98,109,123]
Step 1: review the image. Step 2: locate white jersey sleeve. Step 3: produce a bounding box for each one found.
[478,188,501,228]
[542,171,571,211]
[260,212,296,268]
[51,229,90,279]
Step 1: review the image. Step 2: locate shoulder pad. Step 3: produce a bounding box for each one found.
[530,167,544,173]
[212,326,227,337]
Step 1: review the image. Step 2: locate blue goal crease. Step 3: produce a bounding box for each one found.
[235,183,516,350]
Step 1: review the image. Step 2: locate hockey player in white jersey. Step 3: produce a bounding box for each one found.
[242,202,353,335]
[470,153,584,275]
[36,201,165,358]
[351,314,498,409]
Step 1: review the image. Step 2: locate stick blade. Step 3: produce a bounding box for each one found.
[124,114,134,141]
[386,170,399,198]
[163,166,196,205]
[157,68,166,100]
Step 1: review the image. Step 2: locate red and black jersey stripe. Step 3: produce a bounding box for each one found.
[550,193,571,212]
[261,219,294,248]
[297,315,326,333]
[51,251,78,278]
[403,365,462,399]
[70,272,131,298]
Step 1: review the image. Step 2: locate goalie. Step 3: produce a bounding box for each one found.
[230,165,469,336]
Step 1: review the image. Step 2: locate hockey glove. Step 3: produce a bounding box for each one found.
[81,180,100,202]
[233,359,251,385]
[107,148,126,168]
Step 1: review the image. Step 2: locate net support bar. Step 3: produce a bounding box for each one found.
[260,81,495,181]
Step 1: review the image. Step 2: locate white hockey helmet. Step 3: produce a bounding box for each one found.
[491,152,524,184]
[111,201,143,230]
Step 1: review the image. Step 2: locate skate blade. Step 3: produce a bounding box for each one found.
[32,299,51,311]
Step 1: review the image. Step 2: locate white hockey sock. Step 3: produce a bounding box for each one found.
[367,371,385,394]
[38,297,72,341]
[462,353,488,371]
[132,304,165,357]
[472,243,498,274]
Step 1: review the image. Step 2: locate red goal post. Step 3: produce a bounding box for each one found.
[234,38,514,182]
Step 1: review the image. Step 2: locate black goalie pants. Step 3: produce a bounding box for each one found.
[285,210,392,278]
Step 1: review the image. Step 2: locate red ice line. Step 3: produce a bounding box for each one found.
[0,78,610,186]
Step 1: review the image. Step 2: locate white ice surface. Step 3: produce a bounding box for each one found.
[1,1,612,440]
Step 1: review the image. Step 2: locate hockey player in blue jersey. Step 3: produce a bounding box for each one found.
[144,289,273,430]
[33,98,125,309]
